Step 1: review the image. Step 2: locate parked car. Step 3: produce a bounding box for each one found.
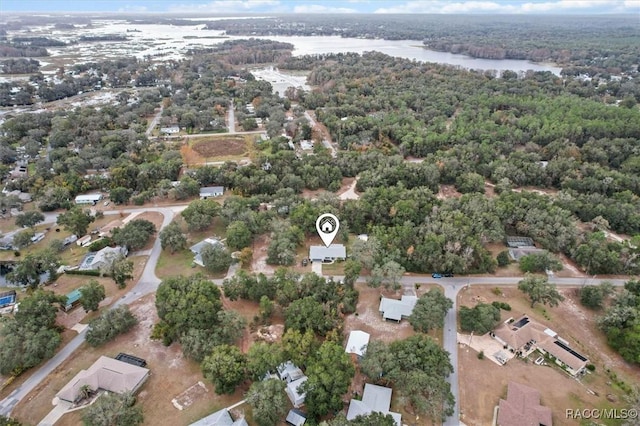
[432,273,442,278]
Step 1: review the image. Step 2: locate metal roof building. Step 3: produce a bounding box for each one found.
[378,295,418,322]
[346,384,401,426]
[308,244,346,262]
[345,330,370,357]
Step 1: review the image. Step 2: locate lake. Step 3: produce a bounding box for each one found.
[13,20,562,76]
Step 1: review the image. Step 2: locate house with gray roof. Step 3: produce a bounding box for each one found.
[346,384,401,426]
[378,295,418,322]
[285,409,306,426]
[190,238,223,267]
[309,244,346,263]
[278,361,307,408]
[56,356,149,403]
[189,408,248,426]
[199,186,224,199]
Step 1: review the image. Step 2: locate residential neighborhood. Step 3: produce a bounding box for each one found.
[0,5,639,426]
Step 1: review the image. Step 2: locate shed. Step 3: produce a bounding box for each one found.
[345,330,370,357]
[285,409,306,426]
[199,186,224,199]
[63,289,82,311]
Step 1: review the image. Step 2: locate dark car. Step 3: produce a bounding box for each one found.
[432,273,442,278]
[443,273,454,277]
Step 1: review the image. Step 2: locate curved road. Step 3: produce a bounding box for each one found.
[0,207,631,422]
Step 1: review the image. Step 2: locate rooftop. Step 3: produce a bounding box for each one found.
[345,330,370,357]
[379,295,418,322]
[346,384,401,426]
[497,382,552,426]
[56,356,149,403]
[308,244,346,260]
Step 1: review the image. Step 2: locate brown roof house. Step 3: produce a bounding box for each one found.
[492,315,589,376]
[497,382,552,426]
[56,356,149,403]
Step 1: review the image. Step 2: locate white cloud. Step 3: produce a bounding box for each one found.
[168,0,280,13]
[293,4,358,13]
[375,0,633,13]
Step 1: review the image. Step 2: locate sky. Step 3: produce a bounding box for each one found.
[1,0,639,14]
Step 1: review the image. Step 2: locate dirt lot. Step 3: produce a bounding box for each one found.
[457,285,639,426]
[12,293,248,426]
[181,135,251,165]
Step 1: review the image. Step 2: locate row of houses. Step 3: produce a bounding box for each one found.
[73,186,225,206]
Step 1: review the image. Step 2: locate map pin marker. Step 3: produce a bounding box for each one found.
[316,213,340,247]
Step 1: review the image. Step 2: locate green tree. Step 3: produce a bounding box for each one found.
[181,199,220,231]
[81,391,143,426]
[282,328,319,369]
[302,340,355,420]
[518,274,565,308]
[361,336,454,421]
[57,207,95,237]
[201,344,247,394]
[284,296,337,336]
[112,219,156,251]
[109,187,132,205]
[459,303,501,334]
[259,295,274,321]
[368,260,405,290]
[247,342,285,380]
[0,290,64,375]
[12,228,35,249]
[159,221,187,253]
[455,172,485,193]
[173,176,200,200]
[15,211,45,228]
[496,250,511,267]
[580,282,614,309]
[79,280,106,312]
[110,256,134,289]
[155,274,223,341]
[201,243,232,274]
[409,289,453,333]
[179,312,248,363]
[226,221,252,251]
[518,251,562,273]
[85,306,138,347]
[6,250,60,288]
[0,415,23,426]
[343,258,362,287]
[324,412,396,426]
[246,379,288,426]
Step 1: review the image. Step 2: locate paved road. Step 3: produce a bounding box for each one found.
[145,106,163,137]
[228,100,236,134]
[0,211,630,421]
[0,205,185,417]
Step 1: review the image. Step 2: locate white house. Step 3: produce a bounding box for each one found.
[199,186,224,199]
[278,361,307,408]
[345,330,370,358]
[379,295,418,322]
[189,238,223,267]
[160,126,180,134]
[75,193,103,205]
[346,384,401,426]
[309,244,346,263]
[79,246,127,271]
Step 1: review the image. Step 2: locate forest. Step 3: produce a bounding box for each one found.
[204,14,640,73]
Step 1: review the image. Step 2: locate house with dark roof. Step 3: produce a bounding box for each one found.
[492,315,589,376]
[497,382,552,426]
[346,384,401,426]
